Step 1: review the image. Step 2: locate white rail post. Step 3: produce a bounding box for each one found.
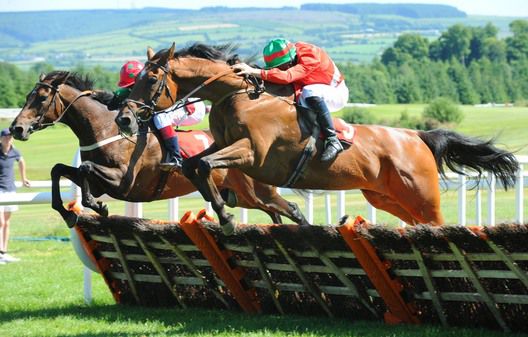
[324,193,332,225]
[458,173,467,226]
[367,203,376,224]
[125,202,143,217]
[337,191,346,221]
[305,192,314,224]
[516,163,524,224]
[475,185,482,226]
[168,197,179,222]
[240,208,248,224]
[205,201,213,214]
[70,151,93,305]
[487,174,496,226]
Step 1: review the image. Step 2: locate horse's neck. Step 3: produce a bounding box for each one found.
[176,60,246,103]
[59,86,120,146]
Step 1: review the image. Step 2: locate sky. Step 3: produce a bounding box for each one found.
[1,0,527,17]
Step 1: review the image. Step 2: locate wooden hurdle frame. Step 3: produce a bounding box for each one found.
[74,210,528,332]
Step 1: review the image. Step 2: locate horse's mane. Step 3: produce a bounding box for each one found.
[44,71,94,91]
[152,43,245,66]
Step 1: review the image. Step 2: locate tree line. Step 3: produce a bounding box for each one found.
[343,20,528,105]
[0,20,527,108]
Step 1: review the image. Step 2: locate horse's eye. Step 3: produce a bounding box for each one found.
[37,95,48,102]
[148,77,158,85]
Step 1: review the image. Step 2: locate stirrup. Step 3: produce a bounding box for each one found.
[160,157,183,171]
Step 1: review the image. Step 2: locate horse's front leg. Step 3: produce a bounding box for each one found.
[195,139,255,235]
[182,143,220,202]
[50,164,83,228]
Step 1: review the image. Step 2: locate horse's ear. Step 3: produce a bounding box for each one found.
[39,73,46,81]
[168,42,175,60]
[147,47,155,61]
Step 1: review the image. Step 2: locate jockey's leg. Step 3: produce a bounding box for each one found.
[153,113,183,170]
[305,96,343,162]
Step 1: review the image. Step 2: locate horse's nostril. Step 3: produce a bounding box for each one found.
[117,116,131,127]
[13,126,24,135]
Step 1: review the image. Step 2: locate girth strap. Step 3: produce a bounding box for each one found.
[282,127,319,188]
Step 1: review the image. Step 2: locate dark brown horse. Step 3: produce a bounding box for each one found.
[117,43,519,234]
[10,71,308,227]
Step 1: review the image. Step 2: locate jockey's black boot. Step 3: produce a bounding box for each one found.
[306,96,343,162]
[161,136,183,170]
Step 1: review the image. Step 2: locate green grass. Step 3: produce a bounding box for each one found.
[1,104,528,336]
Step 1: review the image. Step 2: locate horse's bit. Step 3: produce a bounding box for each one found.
[32,77,91,131]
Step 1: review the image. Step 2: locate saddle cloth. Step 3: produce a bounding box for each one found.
[176,130,213,159]
[330,117,355,145]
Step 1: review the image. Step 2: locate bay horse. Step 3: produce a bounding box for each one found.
[10,71,309,227]
[117,43,519,235]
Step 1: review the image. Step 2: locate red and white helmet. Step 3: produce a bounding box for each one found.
[118,60,144,88]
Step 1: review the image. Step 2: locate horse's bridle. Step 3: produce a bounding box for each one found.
[124,60,176,123]
[31,77,91,131]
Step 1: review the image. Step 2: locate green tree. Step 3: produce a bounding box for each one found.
[381,33,429,66]
[391,63,421,103]
[430,24,472,64]
[447,60,478,104]
[506,19,528,61]
[393,33,429,60]
[468,23,499,63]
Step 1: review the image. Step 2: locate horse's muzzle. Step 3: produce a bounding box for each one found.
[115,114,138,136]
[10,124,31,141]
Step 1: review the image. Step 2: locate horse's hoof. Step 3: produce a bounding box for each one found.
[64,211,79,228]
[221,223,236,236]
[220,214,236,236]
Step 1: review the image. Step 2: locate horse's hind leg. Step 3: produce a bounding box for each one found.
[361,190,419,225]
[78,162,109,217]
[384,167,445,226]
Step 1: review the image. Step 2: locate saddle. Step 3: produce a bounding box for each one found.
[176,130,213,159]
[296,105,355,146]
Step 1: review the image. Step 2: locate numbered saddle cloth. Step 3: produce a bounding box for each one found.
[176,130,213,159]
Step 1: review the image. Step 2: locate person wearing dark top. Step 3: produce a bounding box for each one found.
[0,128,30,264]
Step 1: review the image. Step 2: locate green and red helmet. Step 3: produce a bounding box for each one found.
[263,38,297,69]
[118,60,144,88]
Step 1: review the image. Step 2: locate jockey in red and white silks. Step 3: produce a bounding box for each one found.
[260,41,349,113]
[153,100,206,129]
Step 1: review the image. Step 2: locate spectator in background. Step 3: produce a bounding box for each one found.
[0,128,30,264]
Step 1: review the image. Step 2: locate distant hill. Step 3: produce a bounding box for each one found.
[0,5,516,69]
[301,3,466,18]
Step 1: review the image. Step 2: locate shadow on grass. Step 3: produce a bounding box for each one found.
[0,303,520,337]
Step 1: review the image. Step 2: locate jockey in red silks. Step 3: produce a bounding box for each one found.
[93,60,206,170]
[232,38,349,162]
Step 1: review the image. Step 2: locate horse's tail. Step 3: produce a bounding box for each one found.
[418,128,519,189]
